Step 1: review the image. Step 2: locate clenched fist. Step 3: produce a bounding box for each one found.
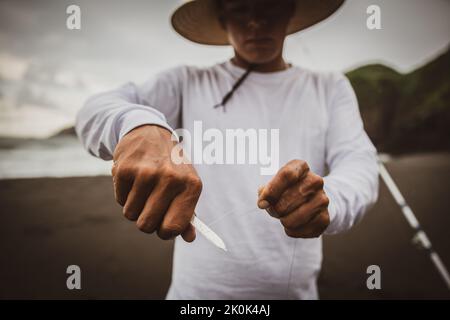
[111,125,202,242]
[257,159,330,238]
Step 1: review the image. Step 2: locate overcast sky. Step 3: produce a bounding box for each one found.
[0,0,449,138]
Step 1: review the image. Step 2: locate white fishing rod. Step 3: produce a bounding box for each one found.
[378,155,450,290]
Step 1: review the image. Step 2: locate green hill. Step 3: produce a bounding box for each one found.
[346,48,450,154]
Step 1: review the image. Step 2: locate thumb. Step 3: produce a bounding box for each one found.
[258,185,265,196]
[257,185,270,209]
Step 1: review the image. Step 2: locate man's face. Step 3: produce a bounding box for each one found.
[218,0,295,64]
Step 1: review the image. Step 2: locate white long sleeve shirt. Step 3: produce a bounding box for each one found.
[76,60,379,299]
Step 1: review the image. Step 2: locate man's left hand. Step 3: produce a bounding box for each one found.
[257,159,330,238]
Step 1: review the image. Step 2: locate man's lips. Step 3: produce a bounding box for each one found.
[245,37,274,44]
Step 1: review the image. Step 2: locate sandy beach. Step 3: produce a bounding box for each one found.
[0,153,449,299]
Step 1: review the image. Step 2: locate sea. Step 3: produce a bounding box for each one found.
[0,135,111,179]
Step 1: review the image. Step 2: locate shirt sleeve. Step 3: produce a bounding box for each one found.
[323,73,380,235]
[75,65,186,160]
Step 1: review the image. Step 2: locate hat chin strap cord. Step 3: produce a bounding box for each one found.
[213,64,255,112]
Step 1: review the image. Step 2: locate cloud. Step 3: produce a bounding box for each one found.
[0,0,449,138]
[0,102,73,138]
[0,53,29,81]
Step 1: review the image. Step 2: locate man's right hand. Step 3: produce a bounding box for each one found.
[111,125,202,242]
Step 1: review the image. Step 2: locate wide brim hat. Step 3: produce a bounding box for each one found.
[171,0,345,45]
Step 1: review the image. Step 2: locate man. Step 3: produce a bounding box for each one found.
[76,0,379,299]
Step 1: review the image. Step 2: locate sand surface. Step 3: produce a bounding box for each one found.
[1,153,449,299]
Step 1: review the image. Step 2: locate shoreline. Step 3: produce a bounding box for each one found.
[1,151,449,181]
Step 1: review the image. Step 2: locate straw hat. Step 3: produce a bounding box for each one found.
[171,0,345,45]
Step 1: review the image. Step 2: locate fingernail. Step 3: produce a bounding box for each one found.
[258,199,270,209]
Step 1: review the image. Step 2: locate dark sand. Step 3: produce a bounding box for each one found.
[1,153,449,299]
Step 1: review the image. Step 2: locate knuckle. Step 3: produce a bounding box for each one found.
[320,211,330,227]
[167,223,184,235]
[299,179,312,195]
[288,159,303,167]
[122,202,132,215]
[308,232,321,239]
[266,206,280,218]
[160,169,184,189]
[158,164,173,177]
[286,159,300,168]
[309,229,323,238]
[289,159,309,174]
[320,193,330,207]
[123,209,138,221]
[307,214,329,238]
[186,175,203,192]
[111,163,117,176]
[313,174,324,188]
[274,197,288,215]
[284,227,299,238]
[116,164,135,180]
[114,190,125,207]
[159,165,182,181]
[139,166,157,180]
[263,186,278,204]
[158,223,184,240]
[281,168,297,182]
[300,228,319,239]
[162,169,179,182]
[280,217,291,229]
[301,160,310,172]
[301,185,310,195]
[136,219,155,234]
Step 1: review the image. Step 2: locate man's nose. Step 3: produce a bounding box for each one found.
[247,16,268,30]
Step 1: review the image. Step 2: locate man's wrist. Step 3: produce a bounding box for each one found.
[117,109,175,141]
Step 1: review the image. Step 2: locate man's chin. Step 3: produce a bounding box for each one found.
[241,54,281,66]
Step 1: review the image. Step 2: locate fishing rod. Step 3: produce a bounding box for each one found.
[377,155,450,290]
